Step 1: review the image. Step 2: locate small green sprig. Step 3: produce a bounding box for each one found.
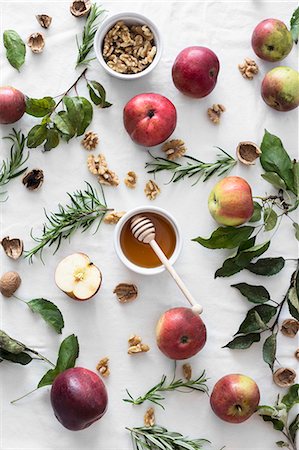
[124,370,208,409]
[0,129,28,199]
[76,4,105,67]
[145,148,236,185]
[126,425,210,450]
[25,182,111,262]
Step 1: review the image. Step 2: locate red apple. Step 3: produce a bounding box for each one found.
[51,367,108,431]
[210,374,260,423]
[252,19,293,62]
[261,66,299,112]
[0,86,26,124]
[156,307,207,360]
[208,176,254,226]
[172,46,220,98]
[123,93,177,147]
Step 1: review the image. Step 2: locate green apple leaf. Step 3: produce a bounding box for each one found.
[246,257,285,276]
[0,349,32,365]
[26,97,56,117]
[287,287,299,320]
[249,202,262,223]
[259,415,284,432]
[223,333,261,349]
[76,97,93,136]
[293,223,299,241]
[27,124,48,148]
[263,333,277,371]
[37,334,79,388]
[292,161,299,195]
[63,96,85,132]
[238,236,256,252]
[27,298,64,334]
[53,111,76,137]
[264,208,278,232]
[44,128,60,152]
[275,441,289,448]
[235,305,277,335]
[281,384,299,411]
[231,283,270,304]
[192,226,254,249]
[289,414,299,442]
[261,172,287,191]
[88,80,112,108]
[260,130,294,193]
[3,30,26,71]
[290,6,299,43]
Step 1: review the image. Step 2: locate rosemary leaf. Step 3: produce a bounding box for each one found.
[0,129,29,199]
[145,148,236,185]
[123,371,208,409]
[25,182,111,262]
[76,4,105,67]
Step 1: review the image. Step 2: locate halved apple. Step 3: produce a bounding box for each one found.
[55,253,102,301]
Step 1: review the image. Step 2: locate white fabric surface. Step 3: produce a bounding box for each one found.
[0,1,298,449]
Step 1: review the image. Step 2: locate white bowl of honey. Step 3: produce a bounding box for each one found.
[114,206,182,275]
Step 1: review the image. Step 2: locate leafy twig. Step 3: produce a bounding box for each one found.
[124,370,208,409]
[145,148,237,185]
[76,4,105,67]
[126,425,210,450]
[25,182,111,262]
[0,129,28,199]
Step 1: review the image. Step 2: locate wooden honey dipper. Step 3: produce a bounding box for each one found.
[130,215,203,315]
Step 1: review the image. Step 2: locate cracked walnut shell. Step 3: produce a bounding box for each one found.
[22,169,44,190]
[70,0,91,17]
[144,407,155,427]
[281,319,299,337]
[144,180,160,200]
[295,349,299,360]
[0,271,21,297]
[104,211,125,224]
[124,171,137,188]
[207,104,226,124]
[238,58,259,79]
[162,139,186,160]
[1,237,23,260]
[96,357,110,377]
[273,367,296,387]
[36,15,52,28]
[113,283,138,303]
[87,154,119,186]
[236,141,261,165]
[27,33,45,53]
[182,363,192,381]
[81,131,99,150]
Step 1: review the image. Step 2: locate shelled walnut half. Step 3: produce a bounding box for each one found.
[128,335,150,354]
[113,283,138,303]
[144,180,160,200]
[87,154,119,186]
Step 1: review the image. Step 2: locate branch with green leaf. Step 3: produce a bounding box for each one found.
[290,6,299,43]
[124,369,208,409]
[258,384,299,450]
[76,4,105,67]
[0,129,28,200]
[146,148,237,184]
[25,68,112,151]
[25,182,111,262]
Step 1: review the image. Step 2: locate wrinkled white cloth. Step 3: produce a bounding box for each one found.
[0,1,298,449]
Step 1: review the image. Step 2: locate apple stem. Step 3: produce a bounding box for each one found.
[25,348,55,367]
[10,387,39,404]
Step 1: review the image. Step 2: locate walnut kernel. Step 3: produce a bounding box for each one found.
[22,169,44,190]
[1,237,23,260]
[113,283,138,303]
[124,171,137,188]
[87,154,119,186]
[162,139,186,160]
[27,33,45,53]
[207,104,226,124]
[36,15,52,28]
[104,211,126,224]
[128,334,150,354]
[144,180,160,200]
[273,367,296,387]
[81,131,99,150]
[183,363,192,381]
[238,58,259,80]
[236,142,261,165]
[0,272,21,297]
[70,0,91,17]
[281,319,299,338]
[96,357,110,377]
[144,407,155,427]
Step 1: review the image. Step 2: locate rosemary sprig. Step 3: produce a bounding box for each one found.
[76,4,105,67]
[0,129,28,199]
[126,425,210,450]
[124,370,208,409]
[25,182,111,262]
[145,148,237,185]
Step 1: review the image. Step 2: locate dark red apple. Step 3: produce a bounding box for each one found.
[156,307,207,360]
[123,93,177,147]
[251,19,293,62]
[210,374,260,424]
[0,86,26,124]
[172,46,220,98]
[50,367,108,431]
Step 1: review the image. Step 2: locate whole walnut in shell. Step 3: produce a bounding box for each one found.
[0,272,21,297]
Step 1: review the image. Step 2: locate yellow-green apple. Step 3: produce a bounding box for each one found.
[156,307,207,360]
[208,176,254,226]
[251,19,293,62]
[261,66,299,112]
[0,86,26,124]
[172,46,220,98]
[51,367,108,430]
[210,374,260,423]
[123,93,177,147]
[55,253,102,301]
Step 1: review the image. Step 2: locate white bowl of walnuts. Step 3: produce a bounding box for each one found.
[94,12,162,79]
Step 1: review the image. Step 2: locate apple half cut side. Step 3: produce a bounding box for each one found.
[55,253,102,301]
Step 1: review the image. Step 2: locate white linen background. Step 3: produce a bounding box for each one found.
[0,1,298,449]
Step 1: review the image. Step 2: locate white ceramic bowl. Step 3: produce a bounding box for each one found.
[114,206,182,275]
[94,12,162,80]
